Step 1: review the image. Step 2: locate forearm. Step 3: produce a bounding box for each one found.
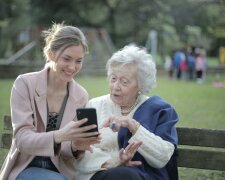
[15,129,56,156]
[129,125,175,168]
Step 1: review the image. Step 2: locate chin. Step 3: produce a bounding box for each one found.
[111,97,122,106]
[61,75,73,82]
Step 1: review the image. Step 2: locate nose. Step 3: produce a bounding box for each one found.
[68,61,76,71]
[113,80,121,90]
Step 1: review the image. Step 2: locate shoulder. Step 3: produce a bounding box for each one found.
[87,94,110,108]
[147,95,172,109]
[17,68,46,79]
[134,95,179,133]
[14,69,46,88]
[136,95,177,118]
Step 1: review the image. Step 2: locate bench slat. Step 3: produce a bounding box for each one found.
[4,115,12,130]
[178,148,225,171]
[177,127,225,148]
[0,133,12,149]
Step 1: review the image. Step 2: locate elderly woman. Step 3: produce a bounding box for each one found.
[76,45,179,180]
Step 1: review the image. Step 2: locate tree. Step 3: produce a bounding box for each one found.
[2,0,225,58]
[0,0,30,57]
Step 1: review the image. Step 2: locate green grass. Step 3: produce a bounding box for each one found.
[1,74,225,179]
[75,75,225,130]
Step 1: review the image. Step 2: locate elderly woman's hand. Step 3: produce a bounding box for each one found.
[101,141,142,169]
[119,141,143,166]
[102,115,140,135]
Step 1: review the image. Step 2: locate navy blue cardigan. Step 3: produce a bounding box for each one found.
[118,96,179,180]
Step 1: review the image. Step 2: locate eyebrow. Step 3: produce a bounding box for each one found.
[63,54,83,60]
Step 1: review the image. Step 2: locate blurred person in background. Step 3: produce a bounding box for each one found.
[186,46,196,81]
[195,48,207,84]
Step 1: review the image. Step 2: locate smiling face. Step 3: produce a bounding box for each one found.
[109,63,139,108]
[49,45,84,82]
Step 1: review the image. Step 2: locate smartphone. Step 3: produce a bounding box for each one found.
[76,108,98,133]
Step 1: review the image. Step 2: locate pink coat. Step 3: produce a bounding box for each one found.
[0,68,88,180]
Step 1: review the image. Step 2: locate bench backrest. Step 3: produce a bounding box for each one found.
[177,127,225,171]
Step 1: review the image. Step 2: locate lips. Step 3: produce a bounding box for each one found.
[112,93,120,97]
[64,70,74,76]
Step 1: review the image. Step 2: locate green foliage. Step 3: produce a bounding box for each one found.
[0,1,225,59]
[0,0,30,57]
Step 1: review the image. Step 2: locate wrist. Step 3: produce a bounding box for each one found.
[71,141,84,159]
[71,141,77,151]
[54,130,63,144]
[130,121,140,135]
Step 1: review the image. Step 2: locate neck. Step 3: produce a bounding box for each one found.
[121,97,139,115]
[48,69,68,91]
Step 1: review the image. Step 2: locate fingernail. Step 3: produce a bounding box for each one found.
[110,120,116,130]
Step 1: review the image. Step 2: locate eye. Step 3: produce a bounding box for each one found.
[110,75,117,82]
[63,56,70,62]
[121,78,129,86]
[75,59,83,64]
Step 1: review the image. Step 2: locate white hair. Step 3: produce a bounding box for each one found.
[106,45,157,94]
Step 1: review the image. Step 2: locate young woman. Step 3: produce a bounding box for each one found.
[0,23,100,180]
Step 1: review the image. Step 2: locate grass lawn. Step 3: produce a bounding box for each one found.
[0,74,225,179]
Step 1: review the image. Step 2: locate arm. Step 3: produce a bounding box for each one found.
[129,125,175,168]
[11,76,56,156]
[104,117,175,168]
[12,76,100,157]
[104,97,179,168]
[129,96,179,168]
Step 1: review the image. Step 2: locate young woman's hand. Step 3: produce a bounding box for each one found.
[54,118,100,145]
[71,135,101,152]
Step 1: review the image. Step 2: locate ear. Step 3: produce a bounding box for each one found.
[47,51,55,62]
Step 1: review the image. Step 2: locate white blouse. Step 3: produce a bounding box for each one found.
[75,94,174,180]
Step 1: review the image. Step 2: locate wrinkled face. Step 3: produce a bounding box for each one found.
[109,63,139,107]
[50,45,84,82]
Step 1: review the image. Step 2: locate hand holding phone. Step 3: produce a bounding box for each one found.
[76,108,98,133]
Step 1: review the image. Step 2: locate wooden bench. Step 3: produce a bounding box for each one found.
[0,115,12,149]
[1,115,225,172]
[177,127,225,171]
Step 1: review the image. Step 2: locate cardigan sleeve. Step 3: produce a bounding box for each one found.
[128,125,174,168]
[122,96,179,168]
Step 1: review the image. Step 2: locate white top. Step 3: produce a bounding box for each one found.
[75,94,174,180]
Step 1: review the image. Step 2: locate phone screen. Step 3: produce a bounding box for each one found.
[76,108,98,133]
